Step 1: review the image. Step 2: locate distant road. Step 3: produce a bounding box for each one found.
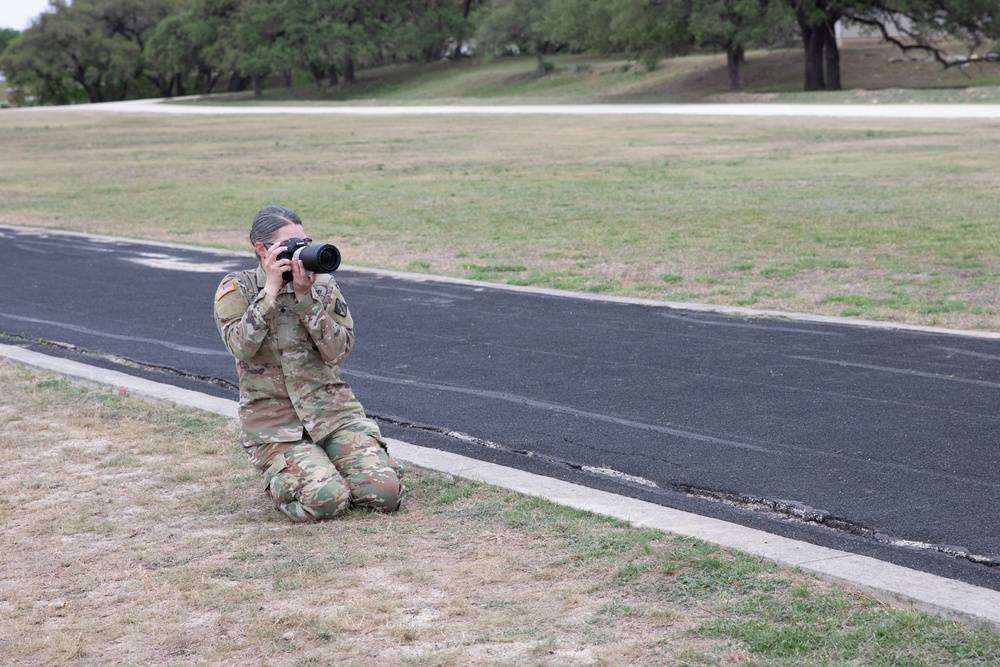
[19,97,1000,119]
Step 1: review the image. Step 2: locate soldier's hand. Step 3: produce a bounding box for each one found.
[291,258,317,301]
[262,243,291,299]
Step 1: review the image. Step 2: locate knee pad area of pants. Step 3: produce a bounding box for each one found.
[351,473,404,512]
[298,478,351,520]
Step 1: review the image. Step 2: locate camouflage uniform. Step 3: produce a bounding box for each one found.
[214,266,404,521]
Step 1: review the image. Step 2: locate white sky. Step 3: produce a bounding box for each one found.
[1,0,52,31]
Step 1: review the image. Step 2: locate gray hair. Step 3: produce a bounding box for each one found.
[250,206,303,245]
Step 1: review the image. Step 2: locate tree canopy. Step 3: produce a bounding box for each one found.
[1,0,998,104]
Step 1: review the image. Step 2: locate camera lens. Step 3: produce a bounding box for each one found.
[295,242,341,274]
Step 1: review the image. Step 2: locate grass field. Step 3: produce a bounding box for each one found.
[2,361,999,666]
[2,106,999,330]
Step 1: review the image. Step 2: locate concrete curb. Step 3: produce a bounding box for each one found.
[2,342,998,632]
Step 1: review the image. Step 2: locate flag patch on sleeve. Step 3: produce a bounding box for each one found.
[215,281,237,301]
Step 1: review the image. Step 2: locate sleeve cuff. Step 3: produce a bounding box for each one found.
[291,289,321,318]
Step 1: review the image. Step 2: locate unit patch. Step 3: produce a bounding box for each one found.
[215,280,237,301]
[333,298,348,317]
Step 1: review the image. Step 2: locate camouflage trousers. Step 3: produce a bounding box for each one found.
[248,418,405,522]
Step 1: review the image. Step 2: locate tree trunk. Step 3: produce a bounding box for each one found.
[342,57,356,87]
[327,65,339,88]
[823,20,841,91]
[424,45,442,63]
[174,73,185,97]
[146,73,169,97]
[283,69,293,88]
[252,73,262,98]
[226,70,244,93]
[726,45,741,91]
[535,48,547,77]
[802,25,825,91]
[74,70,100,103]
[204,69,220,94]
[83,83,100,104]
[94,73,107,102]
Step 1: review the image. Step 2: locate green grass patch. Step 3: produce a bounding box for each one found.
[460,262,527,280]
[406,260,433,272]
[760,257,851,279]
[697,594,1000,664]
[822,293,970,316]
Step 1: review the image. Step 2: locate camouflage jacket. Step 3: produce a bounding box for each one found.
[213,266,365,448]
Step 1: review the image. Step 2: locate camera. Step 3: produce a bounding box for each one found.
[279,237,341,282]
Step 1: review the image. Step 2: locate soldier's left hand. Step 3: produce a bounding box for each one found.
[291,258,317,301]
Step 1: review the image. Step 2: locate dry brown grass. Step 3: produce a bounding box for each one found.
[3,362,999,666]
[0,361,749,666]
[3,109,1000,331]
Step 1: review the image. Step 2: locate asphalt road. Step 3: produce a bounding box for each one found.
[2,225,998,590]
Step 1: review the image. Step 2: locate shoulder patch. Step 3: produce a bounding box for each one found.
[334,298,348,318]
[215,280,237,301]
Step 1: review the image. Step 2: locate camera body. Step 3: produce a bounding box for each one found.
[279,237,341,282]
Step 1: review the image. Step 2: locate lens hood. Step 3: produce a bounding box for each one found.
[293,242,341,274]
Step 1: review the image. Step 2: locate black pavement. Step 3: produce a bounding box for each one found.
[2,226,998,590]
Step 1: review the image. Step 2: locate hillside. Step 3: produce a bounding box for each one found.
[199,43,1000,106]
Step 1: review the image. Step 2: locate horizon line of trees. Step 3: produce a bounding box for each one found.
[1,0,999,106]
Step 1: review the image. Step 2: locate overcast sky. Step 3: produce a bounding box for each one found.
[1,0,51,31]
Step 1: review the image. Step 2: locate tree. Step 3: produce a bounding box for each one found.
[1,27,85,105]
[97,0,173,95]
[474,0,555,77]
[1,1,137,103]
[0,28,19,56]
[280,0,394,91]
[332,0,398,86]
[546,0,621,53]
[787,0,1000,92]
[610,0,695,70]
[282,0,346,89]
[235,0,287,96]
[186,0,248,93]
[0,0,178,103]
[784,0,843,91]
[849,1,1000,68]
[390,0,469,62]
[689,0,792,89]
[331,0,377,87]
[145,14,195,95]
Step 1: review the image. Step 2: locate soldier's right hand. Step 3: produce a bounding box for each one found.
[262,243,291,299]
